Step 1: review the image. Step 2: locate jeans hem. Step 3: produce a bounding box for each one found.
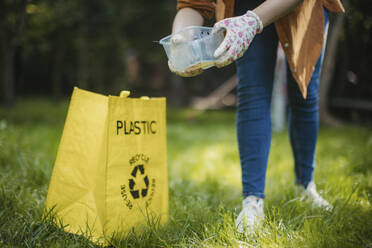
[295,179,312,188]
[243,192,265,199]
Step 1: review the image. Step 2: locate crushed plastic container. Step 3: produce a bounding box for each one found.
[160,26,224,72]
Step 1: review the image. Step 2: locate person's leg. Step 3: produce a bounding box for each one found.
[234,0,278,232]
[235,21,278,199]
[287,64,319,187]
[287,9,329,188]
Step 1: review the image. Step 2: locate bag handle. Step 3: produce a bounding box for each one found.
[119,91,150,100]
[120,91,130,98]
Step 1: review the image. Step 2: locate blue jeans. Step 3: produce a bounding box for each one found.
[235,9,329,198]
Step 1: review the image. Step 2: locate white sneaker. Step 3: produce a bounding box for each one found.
[298,181,333,211]
[236,196,264,233]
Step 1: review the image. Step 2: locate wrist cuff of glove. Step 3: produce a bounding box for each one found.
[246,10,263,34]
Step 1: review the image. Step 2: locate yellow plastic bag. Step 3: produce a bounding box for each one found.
[45,87,168,243]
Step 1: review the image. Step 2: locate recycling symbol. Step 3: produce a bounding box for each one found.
[129,164,149,199]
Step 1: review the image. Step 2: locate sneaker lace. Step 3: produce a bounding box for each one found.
[242,196,264,219]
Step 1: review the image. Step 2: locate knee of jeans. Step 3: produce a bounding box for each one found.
[238,84,272,110]
[290,93,319,113]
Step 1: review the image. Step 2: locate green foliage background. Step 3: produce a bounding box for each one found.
[13,0,175,95]
[1,0,370,99]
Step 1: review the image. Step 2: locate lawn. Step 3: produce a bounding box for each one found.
[0,98,371,247]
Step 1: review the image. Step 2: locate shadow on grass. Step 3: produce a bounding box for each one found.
[1,163,371,247]
[264,185,372,248]
[0,175,242,248]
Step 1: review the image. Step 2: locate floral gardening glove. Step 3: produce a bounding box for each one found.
[168,33,203,77]
[212,11,263,68]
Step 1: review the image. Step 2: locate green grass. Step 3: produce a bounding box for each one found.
[0,98,371,247]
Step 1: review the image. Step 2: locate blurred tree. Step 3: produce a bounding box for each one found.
[328,0,372,121]
[22,1,80,98]
[319,0,349,126]
[0,0,27,105]
[23,0,124,97]
[5,0,369,117]
[19,0,175,98]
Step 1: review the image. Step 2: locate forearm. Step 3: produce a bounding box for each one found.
[253,0,303,27]
[172,7,204,34]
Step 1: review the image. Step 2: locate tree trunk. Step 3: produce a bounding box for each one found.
[319,1,349,126]
[77,29,89,90]
[52,34,65,100]
[0,0,26,105]
[0,42,16,105]
[169,74,186,107]
[76,0,89,90]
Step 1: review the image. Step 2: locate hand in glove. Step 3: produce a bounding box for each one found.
[212,11,263,68]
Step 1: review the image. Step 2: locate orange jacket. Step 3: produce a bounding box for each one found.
[177,0,344,98]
